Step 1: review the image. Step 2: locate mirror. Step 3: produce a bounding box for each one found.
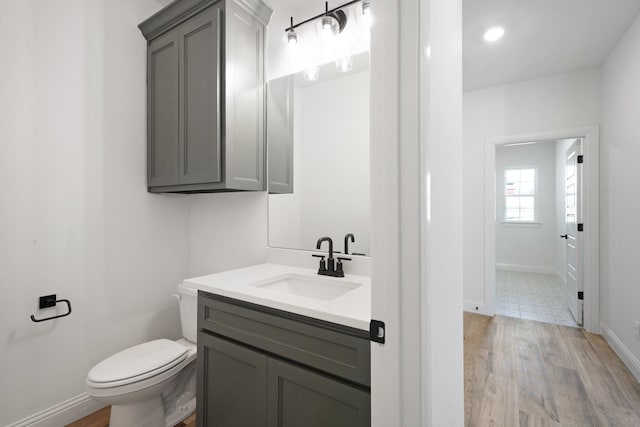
[267,52,370,255]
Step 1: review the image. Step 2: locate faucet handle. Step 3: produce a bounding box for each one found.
[312,254,327,273]
[335,257,352,276]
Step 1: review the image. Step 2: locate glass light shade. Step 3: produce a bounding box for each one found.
[335,56,353,73]
[362,1,372,27]
[287,30,298,45]
[303,66,320,81]
[321,16,336,37]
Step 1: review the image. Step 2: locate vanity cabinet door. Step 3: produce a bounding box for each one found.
[197,333,267,427]
[147,29,180,187]
[266,358,371,427]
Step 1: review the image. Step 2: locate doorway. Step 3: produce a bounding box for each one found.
[494,139,580,327]
[484,127,600,333]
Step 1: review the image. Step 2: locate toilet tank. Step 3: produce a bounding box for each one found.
[177,283,198,343]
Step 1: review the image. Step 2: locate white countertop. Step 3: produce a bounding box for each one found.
[181,263,371,331]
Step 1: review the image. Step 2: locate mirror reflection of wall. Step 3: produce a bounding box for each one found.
[268,53,370,255]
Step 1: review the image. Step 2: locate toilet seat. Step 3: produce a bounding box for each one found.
[88,339,188,389]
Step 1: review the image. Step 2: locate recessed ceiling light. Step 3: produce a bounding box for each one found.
[483,26,505,42]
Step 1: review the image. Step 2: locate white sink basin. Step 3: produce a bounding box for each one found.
[250,274,362,301]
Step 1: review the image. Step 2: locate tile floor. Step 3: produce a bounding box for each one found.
[496,269,579,327]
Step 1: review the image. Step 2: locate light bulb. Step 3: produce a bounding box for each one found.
[303,66,319,82]
[321,16,335,38]
[287,30,298,46]
[287,30,298,55]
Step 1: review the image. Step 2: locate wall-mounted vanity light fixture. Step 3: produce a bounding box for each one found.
[286,1,352,37]
[286,0,371,76]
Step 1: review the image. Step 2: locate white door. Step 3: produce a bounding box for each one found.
[564,139,583,325]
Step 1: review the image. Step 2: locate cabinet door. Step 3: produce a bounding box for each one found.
[267,75,294,194]
[224,0,265,191]
[197,333,267,427]
[267,358,371,427]
[178,6,222,185]
[147,30,179,187]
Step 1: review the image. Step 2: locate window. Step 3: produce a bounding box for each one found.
[504,168,536,222]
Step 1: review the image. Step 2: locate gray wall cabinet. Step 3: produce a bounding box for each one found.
[197,292,371,427]
[139,0,272,193]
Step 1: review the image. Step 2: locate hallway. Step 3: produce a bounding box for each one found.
[464,312,640,426]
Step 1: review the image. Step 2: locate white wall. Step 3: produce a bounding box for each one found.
[188,193,268,277]
[495,142,557,273]
[0,0,268,424]
[0,1,188,424]
[601,11,640,376]
[421,0,465,423]
[463,68,601,307]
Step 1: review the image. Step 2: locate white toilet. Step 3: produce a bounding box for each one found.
[87,285,198,427]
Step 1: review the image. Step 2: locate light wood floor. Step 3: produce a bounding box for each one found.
[465,312,640,426]
[66,407,195,427]
[69,314,640,426]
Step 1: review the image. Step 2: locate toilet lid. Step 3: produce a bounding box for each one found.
[88,339,188,386]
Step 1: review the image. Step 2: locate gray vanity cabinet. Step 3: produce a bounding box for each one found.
[197,292,371,427]
[266,358,370,427]
[139,0,272,193]
[198,333,267,426]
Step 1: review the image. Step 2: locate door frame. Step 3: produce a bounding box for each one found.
[370,0,463,425]
[484,126,600,333]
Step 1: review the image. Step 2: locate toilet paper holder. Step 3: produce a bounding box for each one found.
[30,294,72,323]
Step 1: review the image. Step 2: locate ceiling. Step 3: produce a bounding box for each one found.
[463,0,640,91]
[155,0,640,91]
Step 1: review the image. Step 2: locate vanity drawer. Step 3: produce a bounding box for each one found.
[198,292,371,387]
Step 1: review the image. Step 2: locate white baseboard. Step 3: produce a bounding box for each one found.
[496,263,560,276]
[463,301,492,316]
[7,393,105,427]
[601,322,640,383]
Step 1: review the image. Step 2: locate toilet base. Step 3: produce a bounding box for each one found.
[110,396,164,427]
